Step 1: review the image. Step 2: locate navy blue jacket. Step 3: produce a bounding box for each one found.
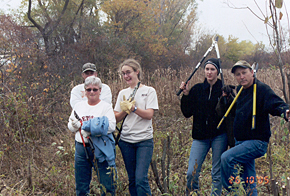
[181,79,225,140]
[234,79,289,142]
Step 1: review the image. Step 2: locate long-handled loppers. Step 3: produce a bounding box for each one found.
[74,111,91,160]
[252,63,258,130]
[176,36,221,96]
[217,62,258,130]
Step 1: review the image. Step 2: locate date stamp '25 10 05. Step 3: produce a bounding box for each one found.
[229,176,269,185]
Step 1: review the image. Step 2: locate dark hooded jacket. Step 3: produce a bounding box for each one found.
[234,79,289,142]
[216,92,236,148]
[181,79,225,140]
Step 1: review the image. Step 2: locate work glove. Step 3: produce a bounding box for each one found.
[81,130,91,138]
[120,95,136,114]
[222,85,235,98]
[71,118,81,131]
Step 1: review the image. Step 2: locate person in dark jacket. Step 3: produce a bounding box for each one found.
[216,85,236,148]
[179,58,228,196]
[221,60,290,196]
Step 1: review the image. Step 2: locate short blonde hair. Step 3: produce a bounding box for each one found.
[119,59,143,80]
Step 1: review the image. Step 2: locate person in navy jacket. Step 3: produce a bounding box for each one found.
[221,60,290,196]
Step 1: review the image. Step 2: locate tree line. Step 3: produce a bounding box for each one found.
[0,0,290,195]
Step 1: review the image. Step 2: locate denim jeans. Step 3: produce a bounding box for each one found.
[221,140,268,196]
[118,139,153,196]
[186,133,227,196]
[75,142,116,196]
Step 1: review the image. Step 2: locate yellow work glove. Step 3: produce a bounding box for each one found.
[120,95,136,114]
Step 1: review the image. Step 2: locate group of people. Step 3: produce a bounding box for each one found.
[68,59,158,196]
[180,58,290,196]
[67,57,290,196]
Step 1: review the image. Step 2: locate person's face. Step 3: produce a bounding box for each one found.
[121,65,139,86]
[85,84,101,102]
[234,67,254,89]
[204,64,218,82]
[82,70,97,80]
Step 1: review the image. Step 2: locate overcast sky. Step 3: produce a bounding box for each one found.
[197,0,290,45]
[1,0,289,46]
[1,0,21,12]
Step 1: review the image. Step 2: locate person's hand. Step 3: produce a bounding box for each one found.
[120,95,136,114]
[180,82,189,95]
[286,110,290,121]
[222,85,235,98]
[71,118,81,130]
[120,95,131,114]
[81,130,91,138]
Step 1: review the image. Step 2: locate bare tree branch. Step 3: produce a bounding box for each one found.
[46,0,69,37]
[225,0,274,28]
[27,0,43,32]
[37,0,52,23]
[27,0,70,54]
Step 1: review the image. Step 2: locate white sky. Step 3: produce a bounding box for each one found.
[196,0,290,45]
[1,0,290,46]
[1,0,22,13]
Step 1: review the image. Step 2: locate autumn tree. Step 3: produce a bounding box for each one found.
[101,0,197,69]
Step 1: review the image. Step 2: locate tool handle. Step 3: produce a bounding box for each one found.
[217,86,243,129]
[177,36,218,96]
[78,120,89,160]
[252,83,257,130]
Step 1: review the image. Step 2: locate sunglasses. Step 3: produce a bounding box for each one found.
[85,88,99,92]
[84,71,95,75]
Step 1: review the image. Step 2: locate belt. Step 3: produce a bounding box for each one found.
[77,141,90,147]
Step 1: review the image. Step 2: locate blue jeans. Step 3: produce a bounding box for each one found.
[75,142,116,196]
[118,139,153,196]
[221,140,268,196]
[186,133,227,196]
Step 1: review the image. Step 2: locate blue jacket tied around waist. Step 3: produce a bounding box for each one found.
[82,116,116,166]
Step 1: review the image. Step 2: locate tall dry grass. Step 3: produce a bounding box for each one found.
[0,67,289,195]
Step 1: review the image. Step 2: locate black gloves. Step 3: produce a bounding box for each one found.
[222,85,235,98]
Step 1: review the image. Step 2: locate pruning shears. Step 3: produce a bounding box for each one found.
[74,111,94,160]
[176,35,218,96]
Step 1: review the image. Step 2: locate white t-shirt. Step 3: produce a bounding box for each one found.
[70,83,112,108]
[114,85,159,143]
[68,100,116,143]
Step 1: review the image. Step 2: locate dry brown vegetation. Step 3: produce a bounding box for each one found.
[1,0,290,194]
[1,66,290,196]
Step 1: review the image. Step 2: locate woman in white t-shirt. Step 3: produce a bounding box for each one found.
[68,76,116,196]
[114,59,158,196]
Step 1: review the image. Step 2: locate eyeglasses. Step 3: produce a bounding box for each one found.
[122,71,132,76]
[85,88,99,92]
